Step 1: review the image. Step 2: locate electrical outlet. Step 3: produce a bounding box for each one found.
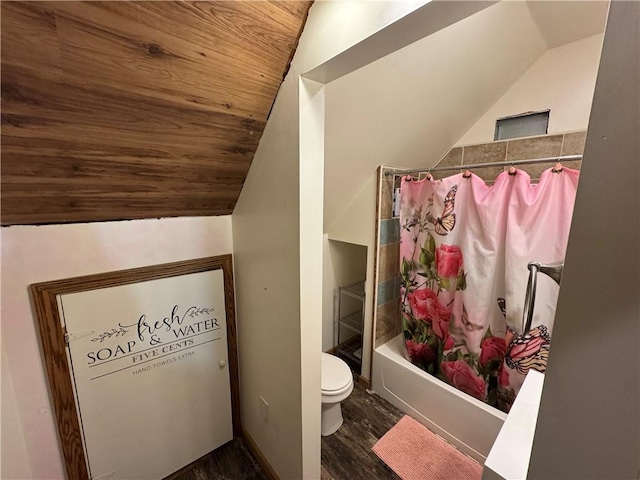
[259,396,269,424]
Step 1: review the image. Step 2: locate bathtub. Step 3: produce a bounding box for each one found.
[372,334,506,463]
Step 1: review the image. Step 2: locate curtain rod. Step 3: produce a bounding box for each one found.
[383,154,583,176]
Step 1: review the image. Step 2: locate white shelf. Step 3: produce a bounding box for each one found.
[338,310,363,334]
[335,281,365,371]
[336,335,362,365]
[340,281,365,300]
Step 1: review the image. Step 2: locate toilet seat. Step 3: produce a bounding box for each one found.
[322,353,353,396]
[322,381,353,398]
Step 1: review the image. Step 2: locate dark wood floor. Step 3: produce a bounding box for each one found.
[167,382,403,480]
[321,382,403,480]
[165,438,267,480]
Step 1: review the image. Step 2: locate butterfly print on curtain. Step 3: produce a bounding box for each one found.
[399,168,578,414]
[400,182,516,413]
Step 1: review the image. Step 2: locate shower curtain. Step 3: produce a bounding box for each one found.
[399,167,579,413]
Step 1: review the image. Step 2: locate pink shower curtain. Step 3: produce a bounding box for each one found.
[399,167,579,413]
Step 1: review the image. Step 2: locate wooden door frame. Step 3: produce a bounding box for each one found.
[30,255,240,480]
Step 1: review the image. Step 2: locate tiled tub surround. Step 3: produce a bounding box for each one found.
[374,168,403,350]
[371,132,586,353]
[433,131,585,182]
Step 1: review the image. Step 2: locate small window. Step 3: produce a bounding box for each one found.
[494,110,550,141]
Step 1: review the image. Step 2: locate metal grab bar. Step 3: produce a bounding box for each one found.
[521,261,564,333]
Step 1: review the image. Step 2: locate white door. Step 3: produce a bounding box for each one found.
[60,269,233,480]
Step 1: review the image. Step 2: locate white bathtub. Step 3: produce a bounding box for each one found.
[372,334,506,463]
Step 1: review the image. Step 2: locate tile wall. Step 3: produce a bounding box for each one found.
[432,131,585,182]
[374,167,403,348]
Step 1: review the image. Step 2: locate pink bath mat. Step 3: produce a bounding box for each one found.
[372,415,482,480]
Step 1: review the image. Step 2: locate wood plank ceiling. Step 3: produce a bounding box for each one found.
[1,1,311,225]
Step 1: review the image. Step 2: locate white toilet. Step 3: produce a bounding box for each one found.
[321,352,354,436]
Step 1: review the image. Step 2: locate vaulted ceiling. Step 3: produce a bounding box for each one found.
[323,0,607,245]
[526,0,609,48]
[1,1,311,225]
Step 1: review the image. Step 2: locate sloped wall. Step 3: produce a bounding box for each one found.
[324,1,548,380]
[457,33,603,145]
[231,2,445,477]
[324,1,547,245]
[325,3,605,381]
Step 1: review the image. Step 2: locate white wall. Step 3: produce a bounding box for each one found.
[324,1,547,243]
[322,236,368,352]
[457,33,604,146]
[232,70,305,479]
[528,2,640,477]
[323,1,548,379]
[231,1,485,477]
[1,345,32,479]
[293,0,433,76]
[0,216,233,479]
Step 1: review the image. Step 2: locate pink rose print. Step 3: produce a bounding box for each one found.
[432,315,450,342]
[443,335,455,351]
[407,288,451,340]
[441,360,487,400]
[480,336,507,369]
[435,244,463,279]
[405,340,437,365]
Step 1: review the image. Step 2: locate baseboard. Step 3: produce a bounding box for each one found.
[242,427,279,480]
[356,375,371,389]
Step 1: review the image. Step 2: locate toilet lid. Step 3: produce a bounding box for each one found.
[322,353,352,392]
